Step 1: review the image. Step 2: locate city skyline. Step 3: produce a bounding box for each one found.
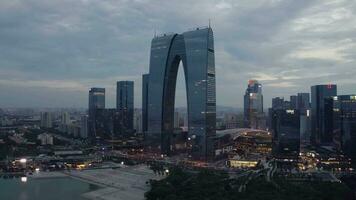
[1,0,356,108]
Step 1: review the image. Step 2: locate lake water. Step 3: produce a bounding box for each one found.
[0,177,99,200]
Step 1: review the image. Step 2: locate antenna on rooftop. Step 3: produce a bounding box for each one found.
[208,19,211,28]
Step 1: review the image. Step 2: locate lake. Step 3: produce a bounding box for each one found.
[0,177,99,200]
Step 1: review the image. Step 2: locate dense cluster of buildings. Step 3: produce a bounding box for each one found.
[266,84,356,166]
[87,81,135,140]
[2,26,354,167]
[83,26,355,165]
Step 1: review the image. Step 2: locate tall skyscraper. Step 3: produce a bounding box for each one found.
[311,84,337,146]
[290,95,297,109]
[174,111,180,129]
[88,88,105,139]
[244,80,263,129]
[80,115,88,139]
[272,109,300,159]
[142,74,149,133]
[40,112,52,128]
[116,81,134,134]
[134,109,143,133]
[332,95,356,164]
[146,27,216,160]
[295,93,311,144]
[94,108,120,139]
[272,97,284,109]
[296,93,310,110]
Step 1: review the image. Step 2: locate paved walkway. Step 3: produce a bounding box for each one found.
[64,165,163,200]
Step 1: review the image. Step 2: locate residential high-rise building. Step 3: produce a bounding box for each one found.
[244,80,263,129]
[117,81,134,134]
[272,109,300,159]
[88,88,105,139]
[61,112,71,125]
[146,27,216,160]
[310,84,337,146]
[142,74,149,133]
[40,112,52,128]
[59,112,71,133]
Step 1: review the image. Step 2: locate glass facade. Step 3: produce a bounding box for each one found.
[296,93,310,110]
[332,95,356,164]
[290,95,297,109]
[94,108,120,139]
[142,74,149,133]
[116,81,134,134]
[310,84,337,145]
[244,80,263,128]
[272,97,284,109]
[272,109,300,158]
[88,88,105,138]
[146,27,216,160]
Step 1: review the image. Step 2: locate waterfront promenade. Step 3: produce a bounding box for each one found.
[64,165,163,200]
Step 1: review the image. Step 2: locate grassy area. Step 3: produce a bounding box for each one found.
[145,168,354,200]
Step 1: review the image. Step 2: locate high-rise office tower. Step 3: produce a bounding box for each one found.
[142,74,149,133]
[296,93,310,110]
[311,84,337,146]
[296,93,311,144]
[94,108,120,139]
[40,112,52,128]
[146,27,216,160]
[244,80,263,129]
[174,111,180,129]
[134,109,143,133]
[117,81,134,134]
[332,95,356,164]
[80,115,88,138]
[268,97,284,130]
[290,95,297,109]
[88,88,105,138]
[272,109,300,159]
[272,97,284,109]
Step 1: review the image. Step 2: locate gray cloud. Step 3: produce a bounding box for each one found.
[0,0,355,108]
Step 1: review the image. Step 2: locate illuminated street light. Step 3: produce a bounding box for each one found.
[35,168,40,173]
[21,177,27,183]
[19,158,27,163]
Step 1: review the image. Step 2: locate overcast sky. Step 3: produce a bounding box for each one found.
[0,0,355,109]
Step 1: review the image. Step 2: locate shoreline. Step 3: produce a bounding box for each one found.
[1,165,162,200]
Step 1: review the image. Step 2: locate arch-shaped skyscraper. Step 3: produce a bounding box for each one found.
[145,27,216,160]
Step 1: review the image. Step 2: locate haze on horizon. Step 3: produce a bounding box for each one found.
[0,0,355,109]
